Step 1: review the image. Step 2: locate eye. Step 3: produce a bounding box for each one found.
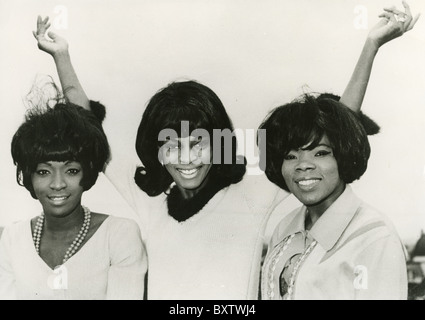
[168,143,180,150]
[35,169,50,176]
[315,150,332,157]
[193,140,209,150]
[67,168,81,175]
[283,154,297,161]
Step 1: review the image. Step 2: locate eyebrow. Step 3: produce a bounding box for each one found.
[169,137,210,145]
[299,143,332,151]
[38,161,79,166]
[64,160,79,165]
[37,160,54,166]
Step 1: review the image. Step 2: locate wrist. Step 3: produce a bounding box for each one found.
[364,38,380,56]
[52,49,71,61]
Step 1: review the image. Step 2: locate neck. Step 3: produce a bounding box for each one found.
[43,205,84,233]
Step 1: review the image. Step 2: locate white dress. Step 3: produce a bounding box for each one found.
[0,216,147,300]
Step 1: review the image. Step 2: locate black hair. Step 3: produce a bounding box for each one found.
[258,93,375,192]
[134,80,246,196]
[11,103,110,199]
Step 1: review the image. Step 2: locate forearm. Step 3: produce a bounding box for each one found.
[53,51,90,110]
[340,38,380,113]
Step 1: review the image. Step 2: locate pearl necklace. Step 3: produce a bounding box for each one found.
[33,206,91,264]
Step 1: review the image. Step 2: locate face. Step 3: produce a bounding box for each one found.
[281,135,345,214]
[31,161,84,217]
[160,135,213,197]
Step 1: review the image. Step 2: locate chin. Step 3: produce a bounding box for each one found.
[179,180,203,190]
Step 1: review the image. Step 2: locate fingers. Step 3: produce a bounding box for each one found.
[36,15,41,31]
[383,8,408,24]
[402,1,413,26]
[405,13,420,32]
[402,0,412,17]
[379,12,398,24]
[35,15,50,37]
[375,16,390,27]
[378,11,404,37]
[384,7,405,16]
[47,31,59,40]
[381,1,419,32]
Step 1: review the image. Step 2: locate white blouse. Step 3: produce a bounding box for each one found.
[0,216,147,300]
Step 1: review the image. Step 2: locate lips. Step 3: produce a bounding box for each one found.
[295,178,321,190]
[47,195,70,204]
[176,167,201,178]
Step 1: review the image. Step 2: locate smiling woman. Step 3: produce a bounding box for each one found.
[259,93,407,300]
[0,86,147,299]
[31,161,86,226]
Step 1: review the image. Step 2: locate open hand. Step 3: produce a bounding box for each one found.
[368,1,420,48]
[33,15,69,56]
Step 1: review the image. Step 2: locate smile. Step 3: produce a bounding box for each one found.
[48,195,70,202]
[296,179,320,190]
[176,167,200,178]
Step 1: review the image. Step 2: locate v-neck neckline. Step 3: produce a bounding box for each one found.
[26,215,111,271]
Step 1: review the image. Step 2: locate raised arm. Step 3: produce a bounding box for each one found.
[341,1,419,113]
[33,16,90,110]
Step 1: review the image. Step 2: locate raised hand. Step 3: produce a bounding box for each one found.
[368,1,420,48]
[33,15,69,56]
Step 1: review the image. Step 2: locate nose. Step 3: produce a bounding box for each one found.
[295,154,315,171]
[178,144,191,164]
[179,147,200,164]
[49,172,67,190]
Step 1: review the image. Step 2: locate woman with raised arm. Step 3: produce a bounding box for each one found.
[0,82,147,300]
[32,2,418,299]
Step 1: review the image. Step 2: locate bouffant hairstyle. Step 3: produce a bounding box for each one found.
[134,80,246,196]
[11,102,110,199]
[258,93,376,192]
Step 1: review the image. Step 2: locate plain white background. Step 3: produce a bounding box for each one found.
[1,0,424,247]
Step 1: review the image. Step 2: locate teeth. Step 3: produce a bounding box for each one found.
[178,168,198,175]
[49,196,68,200]
[298,179,319,186]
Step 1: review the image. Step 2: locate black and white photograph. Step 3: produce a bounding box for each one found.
[0,0,424,304]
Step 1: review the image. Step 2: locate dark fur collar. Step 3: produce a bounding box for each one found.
[167,177,230,222]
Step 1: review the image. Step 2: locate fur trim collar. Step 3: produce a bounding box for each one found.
[167,177,229,222]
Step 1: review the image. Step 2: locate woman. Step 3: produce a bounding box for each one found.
[32,2,417,299]
[0,90,147,299]
[259,93,407,299]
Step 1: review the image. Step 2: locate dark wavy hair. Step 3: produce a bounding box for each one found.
[135,80,246,196]
[11,103,110,199]
[258,93,375,192]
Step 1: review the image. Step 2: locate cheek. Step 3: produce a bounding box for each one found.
[280,162,293,183]
[159,147,177,165]
[31,176,46,193]
[322,159,342,184]
[70,174,85,190]
[200,147,212,163]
